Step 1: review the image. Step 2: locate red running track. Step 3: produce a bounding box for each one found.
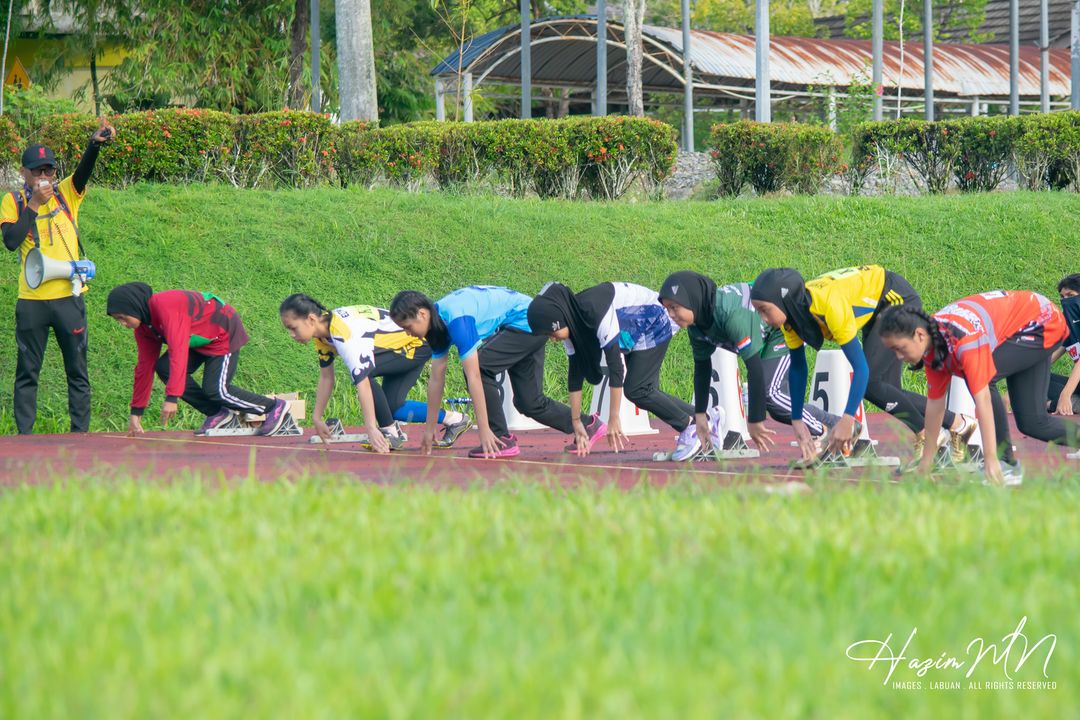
[1,415,1076,487]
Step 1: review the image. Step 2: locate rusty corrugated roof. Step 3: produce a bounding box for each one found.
[434,16,1073,99]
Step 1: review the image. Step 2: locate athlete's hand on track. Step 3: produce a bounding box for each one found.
[420,428,436,455]
[826,415,856,455]
[365,423,390,454]
[748,421,776,452]
[605,416,628,454]
[313,417,332,444]
[983,457,1006,486]
[476,426,505,458]
[127,414,144,435]
[792,420,817,461]
[160,400,178,426]
[1055,392,1075,416]
[695,415,712,452]
[570,418,591,455]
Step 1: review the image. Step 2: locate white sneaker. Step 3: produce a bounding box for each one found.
[671,423,702,462]
[707,406,726,451]
[1068,449,1080,460]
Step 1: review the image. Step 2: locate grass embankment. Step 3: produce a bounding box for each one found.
[0,477,1075,718]
[1,186,1076,433]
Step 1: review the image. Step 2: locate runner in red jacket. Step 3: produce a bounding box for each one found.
[107,282,288,436]
[879,290,1079,485]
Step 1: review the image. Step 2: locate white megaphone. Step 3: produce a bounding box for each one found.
[24,248,96,297]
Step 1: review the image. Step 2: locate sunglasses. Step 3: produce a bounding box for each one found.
[30,166,57,177]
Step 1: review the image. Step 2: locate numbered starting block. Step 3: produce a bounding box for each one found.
[203,409,303,437]
[308,417,371,444]
[704,349,759,459]
[801,349,900,468]
[589,355,659,436]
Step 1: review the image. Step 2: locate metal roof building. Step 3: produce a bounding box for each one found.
[432,15,1074,119]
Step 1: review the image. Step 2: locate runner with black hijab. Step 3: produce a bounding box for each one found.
[529,281,704,459]
[750,266,976,465]
[658,271,838,453]
[107,283,288,436]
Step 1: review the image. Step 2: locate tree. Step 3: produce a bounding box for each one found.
[105,0,309,113]
[286,0,311,109]
[624,0,646,116]
[33,0,136,115]
[336,0,378,121]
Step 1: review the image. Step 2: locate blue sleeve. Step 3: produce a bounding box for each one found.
[840,338,869,417]
[788,345,808,420]
[447,316,481,360]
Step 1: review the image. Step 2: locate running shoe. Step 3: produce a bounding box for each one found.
[435,413,472,448]
[670,423,701,462]
[255,399,289,436]
[468,434,520,459]
[195,408,235,436]
[949,415,978,464]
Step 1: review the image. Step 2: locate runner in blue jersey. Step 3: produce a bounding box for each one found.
[390,285,604,458]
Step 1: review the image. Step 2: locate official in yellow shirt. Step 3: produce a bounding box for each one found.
[2,120,114,434]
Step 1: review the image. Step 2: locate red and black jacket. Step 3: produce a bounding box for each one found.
[130,290,249,413]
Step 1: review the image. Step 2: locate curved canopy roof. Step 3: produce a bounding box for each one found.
[433,15,1072,99]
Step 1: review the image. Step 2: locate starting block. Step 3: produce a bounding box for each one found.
[588,355,659,436]
[946,377,985,468]
[805,349,900,467]
[203,409,303,437]
[705,348,759,459]
[308,417,371,444]
[493,370,547,433]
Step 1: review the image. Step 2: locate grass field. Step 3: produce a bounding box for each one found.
[0,475,1076,718]
[1,186,1078,434]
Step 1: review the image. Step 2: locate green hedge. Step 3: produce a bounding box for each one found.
[708,121,843,197]
[855,112,1080,194]
[2,111,675,200]
[335,116,678,200]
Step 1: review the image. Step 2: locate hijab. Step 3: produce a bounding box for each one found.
[749,268,824,350]
[527,281,616,385]
[106,282,154,326]
[658,271,716,332]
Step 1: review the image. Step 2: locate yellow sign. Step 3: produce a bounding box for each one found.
[5,57,30,89]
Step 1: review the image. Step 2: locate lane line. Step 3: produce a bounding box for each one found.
[101,433,805,481]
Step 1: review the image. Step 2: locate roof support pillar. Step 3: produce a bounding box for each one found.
[755,0,770,122]
[682,0,694,150]
[521,0,531,118]
[596,0,608,115]
[1010,0,1020,115]
[872,0,883,121]
[924,0,933,121]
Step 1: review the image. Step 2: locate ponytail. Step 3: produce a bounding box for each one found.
[877,305,949,371]
[280,293,330,323]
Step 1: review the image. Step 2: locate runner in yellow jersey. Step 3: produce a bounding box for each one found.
[280,294,470,451]
[750,265,976,464]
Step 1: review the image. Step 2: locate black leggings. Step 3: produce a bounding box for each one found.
[621,342,695,432]
[156,350,274,416]
[368,345,431,427]
[475,328,588,438]
[988,342,1080,463]
[861,272,957,435]
[762,353,836,436]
